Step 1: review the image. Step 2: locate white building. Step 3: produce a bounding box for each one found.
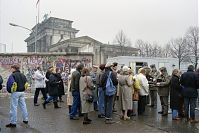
[107,56,190,75]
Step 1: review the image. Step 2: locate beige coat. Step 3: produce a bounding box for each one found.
[79,76,94,113]
[67,75,73,106]
[118,73,133,110]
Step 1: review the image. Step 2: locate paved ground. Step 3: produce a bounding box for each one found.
[0,93,199,133]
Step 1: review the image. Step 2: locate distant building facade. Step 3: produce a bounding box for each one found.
[25,17,79,52]
[25,17,138,64]
[49,36,138,64]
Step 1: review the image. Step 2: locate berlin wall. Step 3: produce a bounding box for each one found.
[0,52,93,87]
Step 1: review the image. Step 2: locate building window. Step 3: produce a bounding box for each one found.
[65,48,69,52]
[50,36,53,45]
[71,47,78,53]
[61,34,63,39]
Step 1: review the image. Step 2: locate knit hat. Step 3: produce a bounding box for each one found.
[122,66,129,72]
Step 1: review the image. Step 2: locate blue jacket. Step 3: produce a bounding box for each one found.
[7,71,28,93]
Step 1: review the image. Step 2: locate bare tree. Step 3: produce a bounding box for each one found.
[135,39,151,57]
[135,39,145,56]
[161,44,172,58]
[185,26,199,70]
[114,30,132,55]
[135,40,163,57]
[150,42,158,57]
[168,38,189,69]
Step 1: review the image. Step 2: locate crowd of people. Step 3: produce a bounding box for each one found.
[2,62,199,128]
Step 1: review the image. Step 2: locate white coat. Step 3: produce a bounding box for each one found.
[34,70,46,88]
[136,73,149,96]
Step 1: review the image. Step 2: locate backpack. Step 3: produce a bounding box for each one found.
[0,75,3,84]
[105,71,116,96]
[0,75,3,90]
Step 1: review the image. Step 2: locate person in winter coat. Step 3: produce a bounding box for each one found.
[118,66,133,120]
[45,66,53,94]
[196,68,199,110]
[70,64,84,120]
[96,64,106,118]
[156,67,170,116]
[170,69,181,120]
[6,65,29,128]
[136,68,149,115]
[0,74,3,90]
[180,65,199,123]
[67,69,76,114]
[79,68,94,124]
[101,62,118,124]
[56,68,65,102]
[112,62,118,112]
[33,66,47,106]
[149,65,159,108]
[42,68,61,109]
[90,65,98,111]
[144,66,152,106]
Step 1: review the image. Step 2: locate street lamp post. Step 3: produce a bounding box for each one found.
[9,23,37,53]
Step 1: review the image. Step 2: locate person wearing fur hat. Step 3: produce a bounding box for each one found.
[156,67,170,116]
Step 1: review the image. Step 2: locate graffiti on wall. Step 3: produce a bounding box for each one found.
[0,55,92,87]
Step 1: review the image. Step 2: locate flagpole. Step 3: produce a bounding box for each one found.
[38,0,40,24]
[35,16,37,53]
[35,0,40,53]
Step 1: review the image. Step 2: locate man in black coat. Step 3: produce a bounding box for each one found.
[180,65,199,123]
[45,66,53,94]
[101,62,118,124]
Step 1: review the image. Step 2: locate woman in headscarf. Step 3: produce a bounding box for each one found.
[79,68,94,124]
[118,66,133,120]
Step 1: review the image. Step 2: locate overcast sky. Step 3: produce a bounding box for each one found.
[0,0,198,53]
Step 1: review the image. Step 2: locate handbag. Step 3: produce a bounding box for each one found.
[133,78,141,91]
[84,76,94,103]
[133,90,139,101]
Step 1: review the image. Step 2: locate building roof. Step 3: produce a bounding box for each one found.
[50,35,138,51]
[50,36,103,49]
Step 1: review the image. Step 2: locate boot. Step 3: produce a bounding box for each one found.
[54,102,61,109]
[59,96,64,102]
[42,101,48,109]
[83,113,91,124]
